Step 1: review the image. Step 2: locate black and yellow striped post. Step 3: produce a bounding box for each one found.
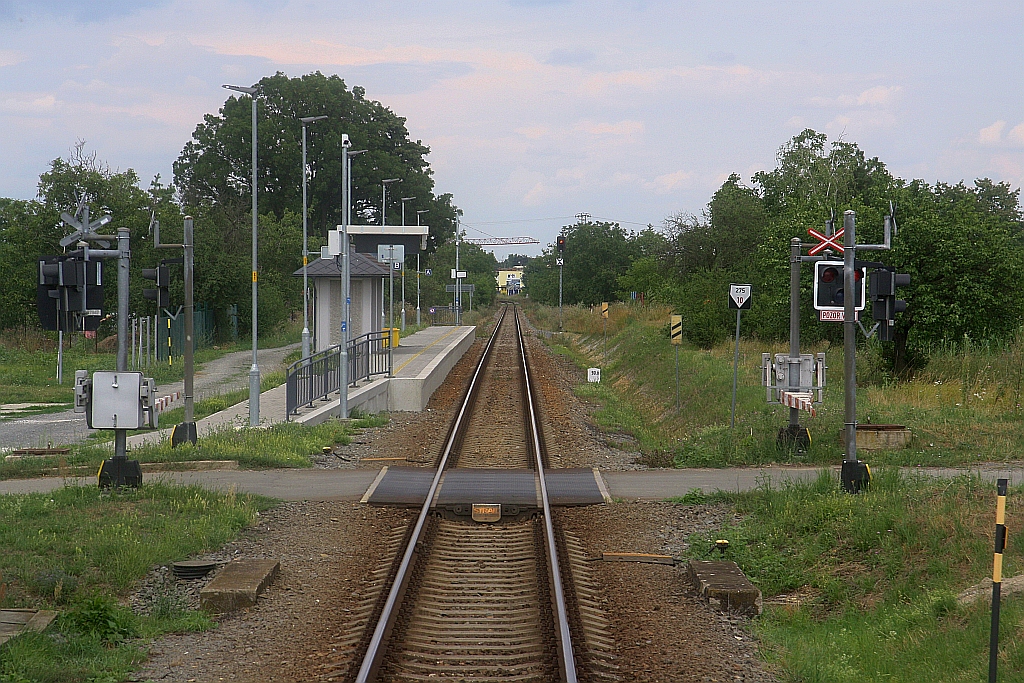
[167,317,172,367]
[671,315,682,410]
[990,478,1009,683]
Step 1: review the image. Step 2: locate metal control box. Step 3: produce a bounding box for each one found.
[90,371,145,429]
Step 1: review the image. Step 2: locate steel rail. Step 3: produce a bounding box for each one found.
[515,306,579,683]
[354,305,509,683]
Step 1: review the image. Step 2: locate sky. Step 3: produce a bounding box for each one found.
[1,0,1022,258]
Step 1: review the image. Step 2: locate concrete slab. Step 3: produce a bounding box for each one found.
[200,559,280,613]
[389,326,475,411]
[0,609,57,645]
[688,560,762,615]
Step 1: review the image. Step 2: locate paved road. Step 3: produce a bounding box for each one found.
[0,344,298,450]
[3,464,1020,501]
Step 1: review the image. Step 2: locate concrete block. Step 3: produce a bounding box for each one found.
[200,559,280,613]
[295,377,390,426]
[389,326,475,411]
[688,560,762,615]
[839,424,912,451]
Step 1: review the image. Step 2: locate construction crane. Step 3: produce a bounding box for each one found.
[461,236,539,246]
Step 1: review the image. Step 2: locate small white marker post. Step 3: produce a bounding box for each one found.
[728,284,752,429]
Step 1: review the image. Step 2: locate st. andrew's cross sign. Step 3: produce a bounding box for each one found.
[807,227,845,255]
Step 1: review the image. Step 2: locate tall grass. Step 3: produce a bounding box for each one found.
[687,472,1024,681]
[526,301,1024,468]
[0,483,270,682]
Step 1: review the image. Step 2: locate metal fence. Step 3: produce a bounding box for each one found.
[429,306,463,326]
[286,330,391,418]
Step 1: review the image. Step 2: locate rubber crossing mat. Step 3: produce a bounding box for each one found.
[364,466,610,507]
[364,466,435,506]
[436,468,538,506]
[545,468,611,506]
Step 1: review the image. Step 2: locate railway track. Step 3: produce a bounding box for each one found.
[321,305,616,682]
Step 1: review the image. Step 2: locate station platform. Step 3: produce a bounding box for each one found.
[124,325,475,449]
[292,325,476,424]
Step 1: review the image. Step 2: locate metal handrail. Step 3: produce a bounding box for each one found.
[354,306,514,683]
[285,330,390,418]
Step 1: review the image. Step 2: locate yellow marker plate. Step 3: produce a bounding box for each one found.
[472,503,501,523]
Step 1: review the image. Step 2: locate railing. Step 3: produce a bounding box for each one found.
[285,330,391,418]
[429,305,463,326]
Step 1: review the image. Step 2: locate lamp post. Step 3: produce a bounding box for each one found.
[382,179,401,368]
[299,115,327,362]
[339,145,368,419]
[223,83,261,427]
[416,209,429,325]
[400,197,416,331]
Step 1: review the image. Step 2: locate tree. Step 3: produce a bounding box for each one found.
[526,221,639,306]
[173,71,456,252]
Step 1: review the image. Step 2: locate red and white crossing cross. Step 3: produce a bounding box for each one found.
[807,227,845,255]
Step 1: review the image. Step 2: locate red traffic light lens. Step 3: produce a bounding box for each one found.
[821,267,839,283]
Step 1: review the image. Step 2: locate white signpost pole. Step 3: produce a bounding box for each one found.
[729,284,752,429]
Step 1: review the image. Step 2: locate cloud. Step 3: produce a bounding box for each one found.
[574,119,644,137]
[979,120,1005,145]
[1007,123,1024,146]
[811,85,901,109]
[3,0,169,22]
[0,93,58,115]
[0,50,23,67]
[544,48,594,66]
[649,170,694,194]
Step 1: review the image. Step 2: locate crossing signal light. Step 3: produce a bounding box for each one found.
[36,255,103,331]
[142,265,170,308]
[813,260,865,312]
[870,269,910,342]
[37,256,65,331]
[557,235,566,252]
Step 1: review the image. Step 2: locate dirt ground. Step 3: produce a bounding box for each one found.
[133,315,778,683]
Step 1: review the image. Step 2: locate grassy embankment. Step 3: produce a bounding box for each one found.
[523,301,1024,680]
[0,321,301,409]
[682,472,1024,681]
[0,483,275,682]
[522,300,1024,468]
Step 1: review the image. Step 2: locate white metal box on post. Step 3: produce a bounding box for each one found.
[90,371,145,429]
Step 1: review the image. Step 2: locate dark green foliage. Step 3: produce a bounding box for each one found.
[612,129,1024,359]
[173,71,456,251]
[525,221,640,306]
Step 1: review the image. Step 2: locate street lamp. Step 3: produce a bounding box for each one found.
[299,115,328,362]
[416,209,429,325]
[400,196,416,331]
[223,83,261,427]
[338,146,368,420]
[381,179,401,370]
[382,178,401,226]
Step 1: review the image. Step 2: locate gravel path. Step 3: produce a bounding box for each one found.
[0,344,298,450]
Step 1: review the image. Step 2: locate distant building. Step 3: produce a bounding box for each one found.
[496,266,525,296]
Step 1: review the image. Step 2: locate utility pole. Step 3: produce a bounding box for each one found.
[299,115,327,361]
[416,209,428,326]
[842,210,857,464]
[455,218,461,324]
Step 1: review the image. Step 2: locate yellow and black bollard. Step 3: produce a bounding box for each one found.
[989,478,1008,683]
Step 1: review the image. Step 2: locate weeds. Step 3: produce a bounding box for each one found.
[697,472,1024,681]
[526,301,1024,468]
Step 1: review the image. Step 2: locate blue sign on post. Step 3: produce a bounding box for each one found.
[424,268,432,276]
